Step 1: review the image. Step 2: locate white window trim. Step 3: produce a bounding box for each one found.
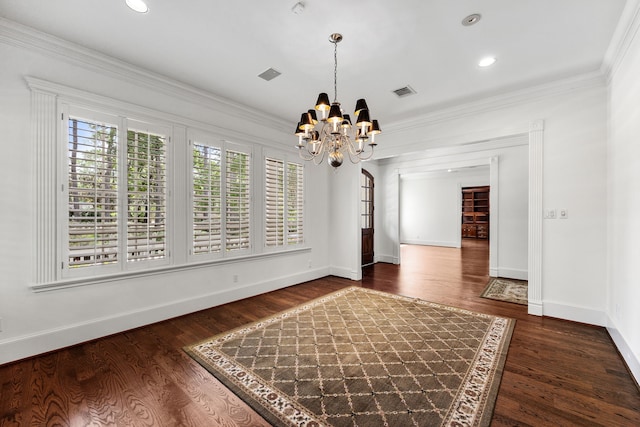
[27,77,305,291]
[188,131,254,262]
[59,104,174,279]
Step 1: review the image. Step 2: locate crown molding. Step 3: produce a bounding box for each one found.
[0,17,290,133]
[383,71,605,135]
[602,0,640,82]
[23,75,281,150]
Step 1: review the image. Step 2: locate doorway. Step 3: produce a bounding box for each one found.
[361,169,374,266]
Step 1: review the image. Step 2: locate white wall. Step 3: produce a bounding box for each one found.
[400,168,490,248]
[373,80,608,326]
[328,162,361,280]
[380,138,529,280]
[0,24,331,364]
[606,0,640,384]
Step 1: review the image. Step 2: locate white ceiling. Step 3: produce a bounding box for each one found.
[0,0,627,127]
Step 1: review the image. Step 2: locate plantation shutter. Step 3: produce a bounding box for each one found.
[287,162,304,244]
[265,157,285,247]
[126,128,167,262]
[225,149,251,251]
[67,118,119,268]
[192,144,222,254]
[265,157,304,248]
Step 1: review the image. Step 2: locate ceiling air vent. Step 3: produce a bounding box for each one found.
[393,85,416,98]
[258,68,282,81]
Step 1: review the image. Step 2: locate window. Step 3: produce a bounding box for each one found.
[67,117,119,268]
[265,156,304,247]
[287,162,304,244]
[226,149,251,251]
[32,83,306,288]
[62,107,170,277]
[126,127,167,262]
[192,144,222,255]
[265,157,284,246]
[191,139,251,258]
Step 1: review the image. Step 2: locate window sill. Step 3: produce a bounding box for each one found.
[30,247,311,293]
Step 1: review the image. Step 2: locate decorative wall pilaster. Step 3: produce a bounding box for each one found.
[489,156,499,277]
[528,119,544,315]
[30,87,58,285]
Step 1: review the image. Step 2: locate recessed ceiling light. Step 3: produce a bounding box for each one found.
[478,57,497,67]
[126,0,149,13]
[462,13,482,26]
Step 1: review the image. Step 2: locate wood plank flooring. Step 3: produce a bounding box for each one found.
[1,240,639,426]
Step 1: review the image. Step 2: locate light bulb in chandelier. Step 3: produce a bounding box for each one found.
[327,103,343,125]
[355,109,371,133]
[369,120,381,145]
[293,33,381,168]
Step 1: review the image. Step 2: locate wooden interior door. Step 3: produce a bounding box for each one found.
[361,169,374,266]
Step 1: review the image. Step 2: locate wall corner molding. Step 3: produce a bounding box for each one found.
[602,0,640,82]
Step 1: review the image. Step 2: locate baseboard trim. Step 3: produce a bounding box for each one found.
[400,239,459,248]
[607,320,640,386]
[375,254,399,265]
[0,268,329,365]
[528,301,543,316]
[542,301,608,327]
[329,266,361,281]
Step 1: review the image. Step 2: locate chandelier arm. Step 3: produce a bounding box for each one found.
[297,145,316,161]
[312,146,327,165]
[345,139,375,163]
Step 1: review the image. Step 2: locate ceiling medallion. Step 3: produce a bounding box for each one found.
[294,33,381,168]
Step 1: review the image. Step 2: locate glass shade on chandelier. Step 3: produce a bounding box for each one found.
[294,33,381,168]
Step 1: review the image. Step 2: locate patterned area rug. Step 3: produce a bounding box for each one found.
[185,287,514,427]
[481,278,528,305]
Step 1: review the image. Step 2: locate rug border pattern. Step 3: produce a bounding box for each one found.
[185,286,514,427]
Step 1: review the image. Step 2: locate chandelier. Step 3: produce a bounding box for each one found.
[294,33,381,168]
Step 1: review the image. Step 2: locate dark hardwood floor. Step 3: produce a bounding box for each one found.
[1,240,639,426]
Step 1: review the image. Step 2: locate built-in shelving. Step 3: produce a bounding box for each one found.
[461,186,490,239]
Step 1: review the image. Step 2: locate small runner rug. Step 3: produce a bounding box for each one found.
[184,286,514,427]
[481,277,528,305]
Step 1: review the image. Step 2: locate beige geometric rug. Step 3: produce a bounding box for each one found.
[185,286,515,427]
[481,277,528,305]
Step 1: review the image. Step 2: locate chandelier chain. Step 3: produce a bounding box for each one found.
[333,40,338,103]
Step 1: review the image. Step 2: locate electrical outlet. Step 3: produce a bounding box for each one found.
[308,259,312,269]
[559,209,568,219]
[233,274,238,283]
